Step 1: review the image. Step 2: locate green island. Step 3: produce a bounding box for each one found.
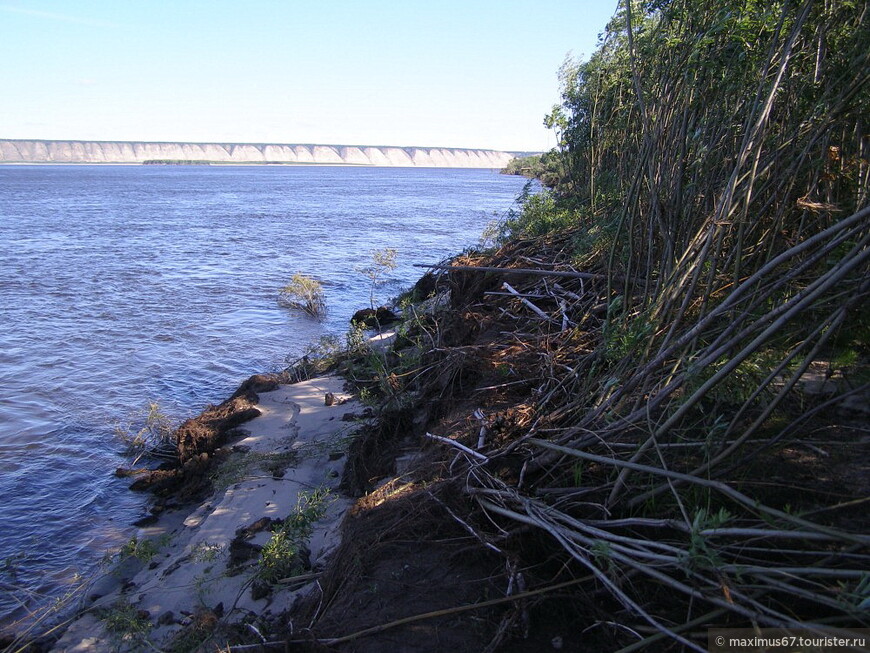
[142,160,213,166]
[10,1,868,651]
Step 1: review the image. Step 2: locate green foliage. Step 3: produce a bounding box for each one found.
[101,599,151,640]
[357,247,398,309]
[684,508,731,572]
[210,450,299,490]
[257,488,330,583]
[305,334,343,361]
[279,273,326,318]
[494,184,581,243]
[590,540,619,579]
[142,159,212,165]
[285,334,345,380]
[345,321,368,353]
[118,534,168,563]
[501,154,545,177]
[842,574,870,612]
[604,313,653,362]
[344,323,422,411]
[501,0,869,289]
[429,1,869,644]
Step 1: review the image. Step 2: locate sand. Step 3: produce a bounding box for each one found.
[53,375,360,652]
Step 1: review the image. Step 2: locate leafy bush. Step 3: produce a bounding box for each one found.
[494,184,581,243]
[279,273,326,318]
[101,600,151,641]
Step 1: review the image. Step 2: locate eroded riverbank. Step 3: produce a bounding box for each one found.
[51,375,360,652]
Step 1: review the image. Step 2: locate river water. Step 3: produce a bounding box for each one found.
[0,165,527,627]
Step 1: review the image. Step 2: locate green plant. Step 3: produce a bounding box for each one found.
[118,534,168,563]
[191,541,224,563]
[590,540,618,579]
[603,314,653,362]
[345,321,368,353]
[304,334,342,363]
[101,599,151,641]
[292,423,360,459]
[210,450,299,490]
[684,508,731,572]
[841,575,870,612]
[115,401,176,465]
[279,273,326,318]
[393,0,870,647]
[192,571,213,601]
[478,217,503,251]
[358,247,397,309]
[257,488,330,583]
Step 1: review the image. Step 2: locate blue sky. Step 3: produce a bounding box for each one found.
[2,1,617,151]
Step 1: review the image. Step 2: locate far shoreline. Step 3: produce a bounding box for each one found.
[0,161,509,169]
[0,139,528,168]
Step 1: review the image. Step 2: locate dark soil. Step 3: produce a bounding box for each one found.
[289,484,510,652]
[125,373,285,504]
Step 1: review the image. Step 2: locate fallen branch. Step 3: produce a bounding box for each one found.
[425,432,489,462]
[527,439,870,545]
[503,282,558,323]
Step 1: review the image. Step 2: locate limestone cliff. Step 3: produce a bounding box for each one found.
[0,139,516,167]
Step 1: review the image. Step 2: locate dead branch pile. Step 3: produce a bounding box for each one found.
[409,204,869,648]
[287,3,870,649]
[386,2,870,648]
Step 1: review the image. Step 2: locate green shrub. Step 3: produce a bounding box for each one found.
[279,273,326,318]
[257,488,330,583]
[101,599,151,641]
[494,186,581,243]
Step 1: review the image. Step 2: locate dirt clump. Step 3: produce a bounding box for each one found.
[126,372,285,504]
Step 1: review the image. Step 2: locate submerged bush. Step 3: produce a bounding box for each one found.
[279,273,326,318]
[114,401,176,465]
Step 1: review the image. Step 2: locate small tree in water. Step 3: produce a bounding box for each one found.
[279,273,326,318]
[358,247,397,309]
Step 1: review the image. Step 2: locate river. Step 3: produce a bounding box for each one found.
[0,165,528,627]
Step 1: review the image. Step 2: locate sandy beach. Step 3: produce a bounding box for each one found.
[53,375,360,652]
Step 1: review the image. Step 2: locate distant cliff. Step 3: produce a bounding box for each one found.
[0,139,516,168]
